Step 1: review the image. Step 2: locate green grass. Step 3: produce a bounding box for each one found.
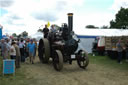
[0,56,28,85]
[89,54,128,71]
[0,54,128,85]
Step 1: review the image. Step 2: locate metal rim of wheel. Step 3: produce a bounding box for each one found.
[77,50,89,69]
[42,38,50,63]
[53,50,63,71]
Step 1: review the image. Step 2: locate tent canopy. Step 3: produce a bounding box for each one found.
[31,29,128,40]
[31,32,43,41]
[76,29,128,37]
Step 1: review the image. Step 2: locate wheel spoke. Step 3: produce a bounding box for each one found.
[77,50,89,69]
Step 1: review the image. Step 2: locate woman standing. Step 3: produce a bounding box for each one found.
[10,42,16,59]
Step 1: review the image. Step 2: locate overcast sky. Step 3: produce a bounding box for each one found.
[0,0,128,35]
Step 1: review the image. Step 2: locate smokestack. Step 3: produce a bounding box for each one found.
[67,13,73,32]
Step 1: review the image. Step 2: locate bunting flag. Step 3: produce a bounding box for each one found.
[47,21,50,28]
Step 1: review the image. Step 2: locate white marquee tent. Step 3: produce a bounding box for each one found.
[76,29,128,37]
[76,29,128,53]
[31,32,43,41]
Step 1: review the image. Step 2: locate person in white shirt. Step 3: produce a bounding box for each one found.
[10,42,16,59]
[19,39,25,62]
[50,25,57,33]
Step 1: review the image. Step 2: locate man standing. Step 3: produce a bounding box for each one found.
[19,39,25,62]
[6,39,11,57]
[27,39,36,64]
[33,39,37,60]
[116,40,123,64]
[14,42,21,68]
[0,39,8,59]
[42,24,49,38]
[125,40,128,62]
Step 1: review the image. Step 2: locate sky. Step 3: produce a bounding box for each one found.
[0,0,128,35]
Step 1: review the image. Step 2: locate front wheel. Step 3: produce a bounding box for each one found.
[53,50,63,71]
[76,50,89,69]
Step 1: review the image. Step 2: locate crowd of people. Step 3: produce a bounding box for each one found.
[0,38,37,68]
[0,24,57,68]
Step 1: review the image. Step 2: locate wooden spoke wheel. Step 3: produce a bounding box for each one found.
[76,50,89,69]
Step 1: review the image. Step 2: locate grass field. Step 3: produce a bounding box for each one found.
[0,56,28,85]
[90,54,128,71]
[0,54,128,85]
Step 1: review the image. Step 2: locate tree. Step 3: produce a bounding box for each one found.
[101,25,109,29]
[86,25,98,28]
[110,7,128,29]
[17,34,21,38]
[21,31,28,37]
[37,29,43,33]
[110,20,116,28]
[12,33,17,37]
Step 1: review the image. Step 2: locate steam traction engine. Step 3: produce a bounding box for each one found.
[38,13,89,71]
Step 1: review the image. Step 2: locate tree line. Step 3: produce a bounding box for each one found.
[12,31,28,38]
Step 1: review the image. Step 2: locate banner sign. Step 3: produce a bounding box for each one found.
[3,59,15,74]
[0,27,2,39]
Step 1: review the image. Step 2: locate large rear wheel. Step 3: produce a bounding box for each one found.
[38,38,50,63]
[38,39,43,63]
